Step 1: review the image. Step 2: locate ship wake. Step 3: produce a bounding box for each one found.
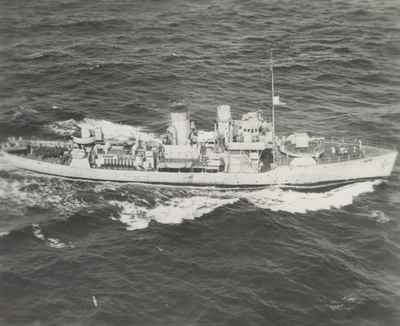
[109,180,383,231]
[0,170,384,234]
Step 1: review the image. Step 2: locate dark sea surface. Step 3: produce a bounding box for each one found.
[1,0,400,325]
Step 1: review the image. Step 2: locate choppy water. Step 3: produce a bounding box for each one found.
[1,0,400,325]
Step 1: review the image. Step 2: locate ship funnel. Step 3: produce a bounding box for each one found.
[170,112,190,145]
[217,105,231,141]
[217,105,231,122]
[94,127,104,142]
[81,126,91,139]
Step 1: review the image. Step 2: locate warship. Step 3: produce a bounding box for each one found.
[0,58,397,189]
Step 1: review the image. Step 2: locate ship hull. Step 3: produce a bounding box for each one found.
[1,147,397,189]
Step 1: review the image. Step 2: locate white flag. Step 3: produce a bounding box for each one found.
[273,95,285,106]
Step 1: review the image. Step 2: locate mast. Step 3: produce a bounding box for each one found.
[270,50,276,160]
[270,50,275,143]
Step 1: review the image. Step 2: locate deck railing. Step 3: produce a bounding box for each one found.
[275,153,364,167]
[324,137,396,150]
[275,136,397,167]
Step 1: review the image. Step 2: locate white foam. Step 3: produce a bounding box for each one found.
[32,224,73,249]
[246,180,382,213]
[328,303,344,311]
[110,180,382,231]
[370,210,391,224]
[342,295,358,303]
[150,196,239,224]
[93,182,120,193]
[46,237,74,249]
[110,196,239,230]
[48,118,160,142]
[110,201,150,230]
[0,177,86,216]
[0,231,10,238]
[0,154,15,171]
[32,223,45,240]
[328,293,362,312]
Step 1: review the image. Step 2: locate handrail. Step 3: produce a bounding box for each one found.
[324,137,396,150]
[3,138,73,149]
[275,149,365,167]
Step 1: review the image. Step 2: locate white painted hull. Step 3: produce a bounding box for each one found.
[1,147,397,189]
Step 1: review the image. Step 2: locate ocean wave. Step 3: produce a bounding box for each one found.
[68,43,125,53]
[333,47,351,54]
[0,176,86,217]
[46,237,72,249]
[6,107,44,127]
[32,223,46,240]
[275,63,310,73]
[370,210,391,224]
[329,293,365,312]
[314,73,348,84]
[32,224,73,249]
[0,231,10,238]
[21,50,73,61]
[110,201,150,230]
[317,58,374,70]
[48,118,160,142]
[28,18,132,34]
[110,195,239,230]
[355,72,388,83]
[64,18,131,30]
[110,180,382,231]
[247,180,383,213]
